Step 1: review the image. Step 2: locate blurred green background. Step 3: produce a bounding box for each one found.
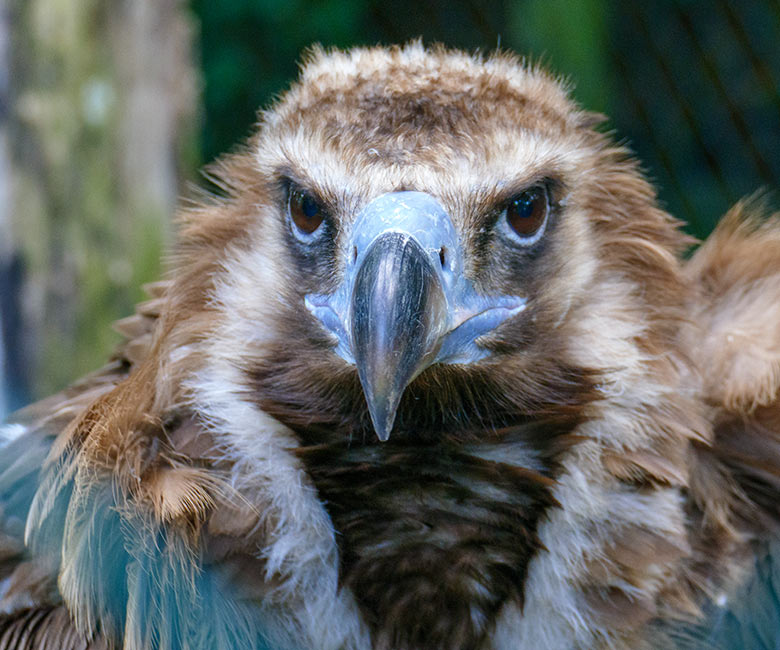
[1,0,779,414]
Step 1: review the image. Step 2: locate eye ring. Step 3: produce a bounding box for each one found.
[287,187,327,240]
[499,185,550,245]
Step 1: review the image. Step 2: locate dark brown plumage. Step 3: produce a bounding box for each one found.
[2,43,780,650]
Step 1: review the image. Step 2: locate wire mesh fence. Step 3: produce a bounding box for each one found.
[610,0,780,238]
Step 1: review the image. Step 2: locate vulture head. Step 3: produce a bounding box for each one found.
[2,43,780,650]
[205,45,685,445]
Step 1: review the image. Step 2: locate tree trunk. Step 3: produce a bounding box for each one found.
[7,0,197,401]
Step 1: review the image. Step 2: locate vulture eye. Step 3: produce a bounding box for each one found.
[288,188,327,239]
[501,186,550,244]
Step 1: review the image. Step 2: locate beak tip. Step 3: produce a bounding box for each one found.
[370,406,396,442]
[364,390,399,442]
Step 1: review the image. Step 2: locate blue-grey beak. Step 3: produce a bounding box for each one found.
[306,192,526,441]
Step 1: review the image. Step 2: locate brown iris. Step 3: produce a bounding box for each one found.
[288,189,326,236]
[503,186,549,241]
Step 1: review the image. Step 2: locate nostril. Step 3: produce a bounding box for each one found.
[439,246,447,268]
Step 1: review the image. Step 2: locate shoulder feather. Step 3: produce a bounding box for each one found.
[680,200,780,648]
[686,199,780,414]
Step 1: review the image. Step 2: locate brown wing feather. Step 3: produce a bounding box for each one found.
[686,201,780,524]
[687,201,780,415]
[684,200,780,596]
[0,282,169,647]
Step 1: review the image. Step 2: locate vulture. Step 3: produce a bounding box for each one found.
[1,43,780,650]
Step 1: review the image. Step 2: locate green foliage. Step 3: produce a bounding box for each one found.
[506,0,613,114]
[192,0,373,164]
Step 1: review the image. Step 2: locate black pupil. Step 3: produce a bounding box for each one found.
[512,196,535,219]
[302,194,320,219]
[505,188,546,237]
[290,190,325,235]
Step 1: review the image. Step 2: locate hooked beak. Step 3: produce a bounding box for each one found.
[306,192,526,441]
